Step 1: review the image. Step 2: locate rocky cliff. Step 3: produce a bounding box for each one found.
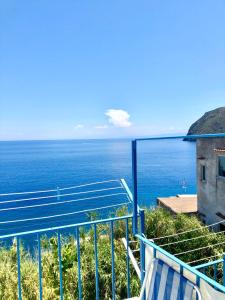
[185,107,225,140]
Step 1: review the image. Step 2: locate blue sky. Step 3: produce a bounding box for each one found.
[0,0,225,140]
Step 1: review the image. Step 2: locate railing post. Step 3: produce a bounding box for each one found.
[110,221,115,300]
[132,140,138,234]
[17,237,22,300]
[57,231,63,300]
[223,254,225,286]
[37,233,43,300]
[94,224,99,300]
[214,264,217,282]
[196,275,200,300]
[180,265,184,300]
[140,209,145,300]
[125,218,131,298]
[76,227,82,300]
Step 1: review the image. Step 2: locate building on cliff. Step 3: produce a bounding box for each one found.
[197,137,225,229]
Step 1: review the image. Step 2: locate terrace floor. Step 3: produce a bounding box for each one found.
[157,194,198,214]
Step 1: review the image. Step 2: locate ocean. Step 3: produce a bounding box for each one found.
[0,139,196,235]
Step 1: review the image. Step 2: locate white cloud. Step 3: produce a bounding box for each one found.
[74,124,84,130]
[105,109,132,128]
[94,125,108,129]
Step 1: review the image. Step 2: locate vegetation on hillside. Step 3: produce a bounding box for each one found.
[0,208,225,299]
[145,208,225,264]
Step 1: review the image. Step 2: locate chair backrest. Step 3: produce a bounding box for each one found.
[140,258,201,300]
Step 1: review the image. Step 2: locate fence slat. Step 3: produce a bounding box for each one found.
[111,221,115,300]
[214,264,217,282]
[94,224,99,300]
[125,219,130,298]
[1,214,136,299]
[140,209,145,300]
[76,227,82,300]
[223,255,225,287]
[57,231,63,300]
[17,237,22,300]
[37,234,43,300]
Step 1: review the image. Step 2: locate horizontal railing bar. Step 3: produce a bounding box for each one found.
[134,133,225,142]
[188,254,224,265]
[59,179,120,191]
[0,192,127,212]
[0,179,121,197]
[0,214,133,239]
[159,230,225,247]
[120,179,133,201]
[194,258,224,270]
[0,201,127,230]
[0,186,123,205]
[0,188,57,197]
[0,202,132,231]
[175,241,225,256]
[136,234,225,293]
[0,201,130,226]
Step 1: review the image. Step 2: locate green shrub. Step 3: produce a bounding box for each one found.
[145,208,225,264]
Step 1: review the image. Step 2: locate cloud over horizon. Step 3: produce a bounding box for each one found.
[105,109,132,128]
[74,124,84,130]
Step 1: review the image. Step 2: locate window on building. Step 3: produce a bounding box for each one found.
[218,156,225,177]
[200,165,206,181]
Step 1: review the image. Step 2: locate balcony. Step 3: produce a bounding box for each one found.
[1,133,225,299]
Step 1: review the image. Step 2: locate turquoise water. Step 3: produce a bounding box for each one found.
[0,139,196,234]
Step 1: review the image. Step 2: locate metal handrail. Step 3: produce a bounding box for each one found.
[131,133,225,234]
[136,234,225,294]
[1,212,138,300]
[134,133,225,142]
[0,179,121,197]
[194,258,224,270]
[193,255,225,286]
[0,214,133,239]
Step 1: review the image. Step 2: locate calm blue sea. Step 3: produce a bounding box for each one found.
[0,139,196,235]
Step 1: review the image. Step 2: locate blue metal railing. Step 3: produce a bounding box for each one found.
[131,133,225,298]
[136,234,225,295]
[3,133,225,298]
[77,226,82,300]
[0,177,142,299]
[131,133,225,233]
[0,179,132,236]
[194,254,225,286]
[0,212,142,299]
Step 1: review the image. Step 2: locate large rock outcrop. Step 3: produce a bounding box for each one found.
[185,107,225,140]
